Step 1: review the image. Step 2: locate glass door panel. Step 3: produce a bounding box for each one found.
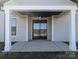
[34,23,40,29]
[33,21,40,39]
[40,21,47,39]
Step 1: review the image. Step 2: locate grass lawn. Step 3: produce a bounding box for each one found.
[0,52,77,59]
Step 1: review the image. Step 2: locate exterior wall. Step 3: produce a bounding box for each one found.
[0,11,78,42]
[10,11,27,41]
[48,17,52,40]
[54,12,70,41]
[54,12,78,41]
[0,11,4,42]
[28,17,52,41]
[10,12,78,41]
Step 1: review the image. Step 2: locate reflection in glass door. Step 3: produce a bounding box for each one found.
[33,20,47,40]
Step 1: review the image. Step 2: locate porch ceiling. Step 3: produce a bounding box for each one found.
[19,12,62,17]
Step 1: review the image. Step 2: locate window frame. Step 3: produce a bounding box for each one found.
[10,17,17,36]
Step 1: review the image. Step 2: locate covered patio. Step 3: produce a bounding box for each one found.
[3,0,77,52]
[4,6,77,52]
[10,40,70,52]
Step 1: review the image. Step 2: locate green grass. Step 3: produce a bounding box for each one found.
[0,52,77,59]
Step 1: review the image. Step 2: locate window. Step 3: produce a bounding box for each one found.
[11,17,16,36]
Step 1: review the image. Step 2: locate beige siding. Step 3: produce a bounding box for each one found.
[10,11,27,41]
[54,12,70,41]
[47,17,52,40]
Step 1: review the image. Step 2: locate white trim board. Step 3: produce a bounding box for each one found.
[3,6,77,11]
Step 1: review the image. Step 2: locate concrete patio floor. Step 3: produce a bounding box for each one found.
[10,40,70,52]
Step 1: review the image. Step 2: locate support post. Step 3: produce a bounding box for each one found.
[4,9,11,52]
[69,10,77,51]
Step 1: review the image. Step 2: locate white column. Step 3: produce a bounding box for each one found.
[52,16,54,41]
[69,10,77,51]
[4,9,11,51]
[26,16,28,41]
